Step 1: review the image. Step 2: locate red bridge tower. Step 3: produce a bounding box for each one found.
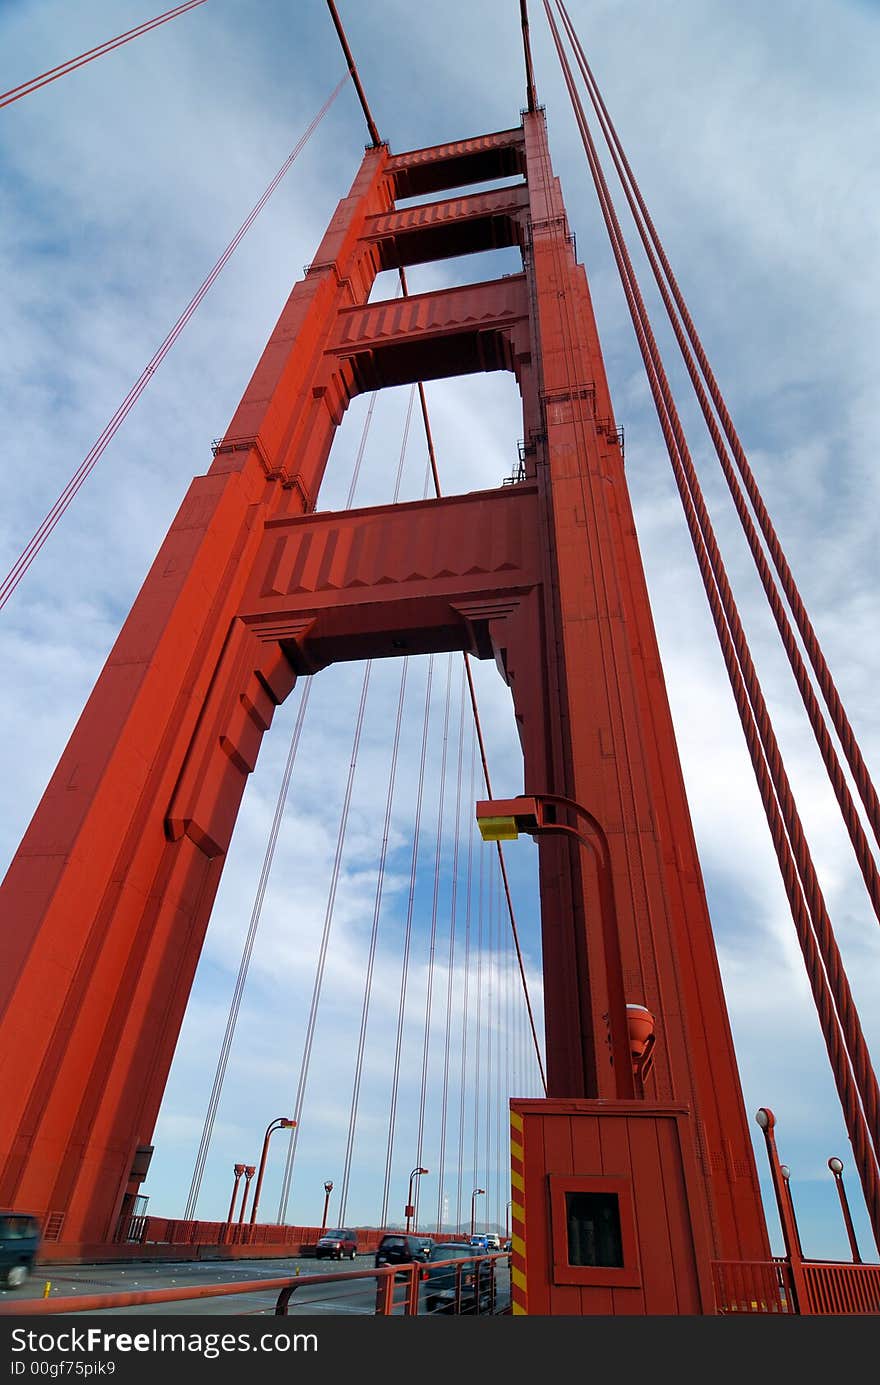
[0,109,770,1307]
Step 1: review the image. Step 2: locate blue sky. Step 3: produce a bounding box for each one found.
[1,1,879,1262]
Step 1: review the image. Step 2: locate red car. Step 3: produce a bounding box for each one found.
[315,1228,358,1260]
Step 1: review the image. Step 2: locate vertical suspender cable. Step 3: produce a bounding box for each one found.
[435,662,468,1231]
[456,724,478,1233]
[337,388,416,1220]
[183,677,313,1220]
[413,653,454,1227]
[380,656,436,1226]
[326,0,547,1210]
[186,365,381,1221]
[279,378,419,1221]
[397,269,547,1094]
[277,662,374,1221]
[473,836,486,1200]
[337,660,408,1222]
[484,859,495,1220]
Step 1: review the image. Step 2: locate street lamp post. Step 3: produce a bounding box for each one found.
[476,794,647,1099]
[226,1163,246,1225]
[505,1200,513,1243]
[238,1165,256,1225]
[470,1187,485,1238]
[406,1167,428,1234]
[321,1180,334,1232]
[778,1163,804,1259]
[249,1117,296,1226]
[755,1108,807,1313]
[828,1157,862,1263]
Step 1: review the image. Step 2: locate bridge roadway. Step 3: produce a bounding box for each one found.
[2,1255,512,1316]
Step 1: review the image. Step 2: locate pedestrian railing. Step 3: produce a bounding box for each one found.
[712,1257,880,1314]
[0,1256,509,1318]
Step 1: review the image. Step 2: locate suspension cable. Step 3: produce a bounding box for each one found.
[183,676,313,1220]
[555,1,880,860]
[548,0,880,1160]
[277,660,374,1221]
[186,359,381,1221]
[549,0,880,1152]
[338,660,409,1222]
[472,822,485,1200]
[413,653,455,1227]
[455,723,477,1233]
[484,857,497,1223]
[397,266,547,1093]
[276,383,420,1221]
[528,44,673,1102]
[380,655,436,1226]
[555,0,880,928]
[0,72,348,612]
[544,0,880,1245]
[0,1,208,109]
[326,0,549,1127]
[324,0,382,146]
[337,387,416,1219]
[435,661,468,1231]
[519,0,539,114]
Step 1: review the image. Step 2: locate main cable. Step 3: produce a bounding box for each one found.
[544,0,880,1245]
[555,0,880,928]
[0,2,208,109]
[0,73,348,612]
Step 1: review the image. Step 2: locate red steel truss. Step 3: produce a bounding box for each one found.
[0,113,771,1284]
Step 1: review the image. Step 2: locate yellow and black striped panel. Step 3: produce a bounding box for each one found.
[510,1109,527,1315]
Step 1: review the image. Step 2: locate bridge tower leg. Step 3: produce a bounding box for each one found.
[0,112,770,1302]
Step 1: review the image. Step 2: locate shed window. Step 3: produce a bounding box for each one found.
[564,1190,623,1267]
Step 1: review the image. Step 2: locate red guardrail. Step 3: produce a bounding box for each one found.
[119,1217,468,1253]
[711,1259,794,1313]
[801,1261,880,1314]
[0,1256,507,1318]
[712,1257,880,1315]
[0,1272,311,1316]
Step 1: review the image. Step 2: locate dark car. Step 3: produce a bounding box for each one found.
[421,1241,495,1315]
[374,1233,434,1267]
[0,1212,41,1289]
[315,1228,358,1260]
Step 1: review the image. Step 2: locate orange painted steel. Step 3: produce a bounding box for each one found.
[711,1260,794,1315]
[710,1259,880,1316]
[800,1262,880,1315]
[0,111,770,1291]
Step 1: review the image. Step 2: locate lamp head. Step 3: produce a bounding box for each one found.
[234,1163,246,1176]
[828,1157,844,1175]
[476,797,540,841]
[780,1164,791,1180]
[280,1118,296,1129]
[244,1165,256,1177]
[324,1180,334,1193]
[754,1107,775,1131]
